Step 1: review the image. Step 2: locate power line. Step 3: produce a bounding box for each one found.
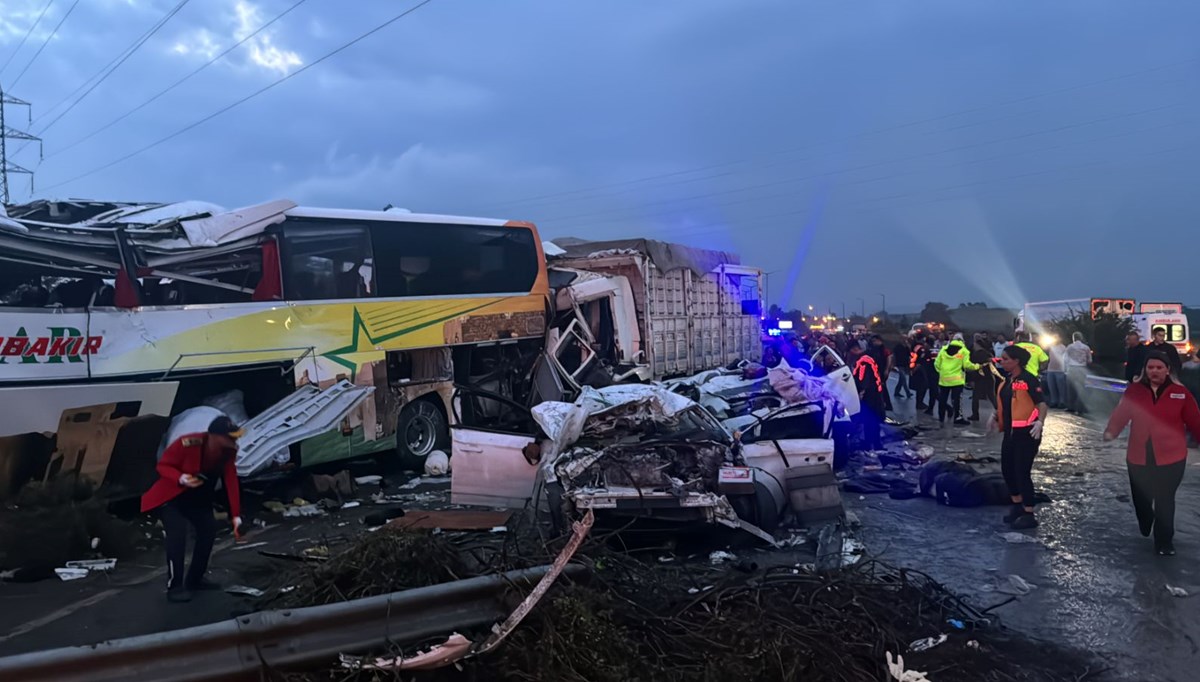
[0,0,55,79]
[47,0,311,160]
[510,70,1193,219]
[27,0,201,134]
[637,113,1196,240]
[578,139,1199,246]
[9,0,80,90]
[32,0,193,140]
[537,100,1189,229]
[40,0,437,192]
[484,56,1199,212]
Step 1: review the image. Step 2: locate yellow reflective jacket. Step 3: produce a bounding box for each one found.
[934,341,979,387]
[1017,342,1049,376]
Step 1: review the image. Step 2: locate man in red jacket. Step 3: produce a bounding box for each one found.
[142,414,243,602]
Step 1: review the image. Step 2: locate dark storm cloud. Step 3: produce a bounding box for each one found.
[2,0,1198,310]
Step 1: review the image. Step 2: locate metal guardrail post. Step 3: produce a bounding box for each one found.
[0,565,584,682]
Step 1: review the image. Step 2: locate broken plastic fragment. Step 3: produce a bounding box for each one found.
[225,585,265,597]
[55,568,89,581]
[1166,584,1189,598]
[65,558,117,572]
[997,532,1041,544]
[908,633,947,652]
[999,574,1037,596]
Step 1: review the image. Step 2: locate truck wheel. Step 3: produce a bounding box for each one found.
[396,400,449,467]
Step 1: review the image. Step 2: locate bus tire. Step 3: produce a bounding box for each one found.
[395,400,449,467]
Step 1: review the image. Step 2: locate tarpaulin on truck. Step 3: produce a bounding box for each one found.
[549,237,740,277]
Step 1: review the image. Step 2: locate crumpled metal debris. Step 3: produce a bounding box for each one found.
[709,551,737,565]
[1166,584,1189,598]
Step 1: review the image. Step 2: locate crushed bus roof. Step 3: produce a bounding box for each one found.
[1,198,527,254]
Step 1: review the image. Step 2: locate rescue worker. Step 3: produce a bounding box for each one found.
[1014,332,1049,376]
[934,333,979,426]
[991,344,1050,530]
[141,414,244,603]
[850,345,885,451]
[1104,351,1200,555]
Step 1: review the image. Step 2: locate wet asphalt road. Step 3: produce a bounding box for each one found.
[852,381,1200,682]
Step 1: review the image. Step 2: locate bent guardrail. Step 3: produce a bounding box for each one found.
[0,564,585,682]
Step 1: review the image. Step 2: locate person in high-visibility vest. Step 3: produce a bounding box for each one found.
[850,345,885,451]
[1015,332,1049,376]
[991,344,1050,530]
[934,333,980,426]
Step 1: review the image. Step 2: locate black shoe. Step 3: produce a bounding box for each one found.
[167,589,194,603]
[953,418,970,426]
[923,410,934,417]
[969,415,980,422]
[187,577,222,591]
[916,402,928,410]
[1010,513,1039,530]
[1156,542,1176,556]
[1002,505,1024,525]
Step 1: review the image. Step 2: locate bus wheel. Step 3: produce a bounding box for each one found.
[396,400,449,467]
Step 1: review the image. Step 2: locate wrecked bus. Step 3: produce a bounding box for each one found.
[0,199,549,498]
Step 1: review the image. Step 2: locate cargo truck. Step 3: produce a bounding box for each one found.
[546,238,763,384]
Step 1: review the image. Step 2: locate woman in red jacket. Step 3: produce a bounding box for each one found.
[1104,352,1200,556]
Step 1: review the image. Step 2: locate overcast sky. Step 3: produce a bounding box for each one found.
[1,0,1197,312]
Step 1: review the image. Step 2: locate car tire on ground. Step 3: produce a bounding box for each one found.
[395,400,450,468]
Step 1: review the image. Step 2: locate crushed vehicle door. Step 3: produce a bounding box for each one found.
[450,385,541,509]
[812,345,860,417]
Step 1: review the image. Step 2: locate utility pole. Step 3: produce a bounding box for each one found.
[0,83,40,205]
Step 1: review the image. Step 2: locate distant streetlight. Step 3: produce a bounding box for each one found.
[856,297,866,317]
[879,293,886,315]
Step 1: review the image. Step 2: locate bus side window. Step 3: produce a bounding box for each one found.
[370,222,538,297]
[281,228,374,301]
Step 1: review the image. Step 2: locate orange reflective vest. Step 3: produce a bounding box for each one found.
[854,354,883,393]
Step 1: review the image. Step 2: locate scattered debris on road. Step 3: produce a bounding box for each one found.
[909,633,949,652]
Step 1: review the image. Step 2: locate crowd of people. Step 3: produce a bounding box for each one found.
[768,323,1197,554]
